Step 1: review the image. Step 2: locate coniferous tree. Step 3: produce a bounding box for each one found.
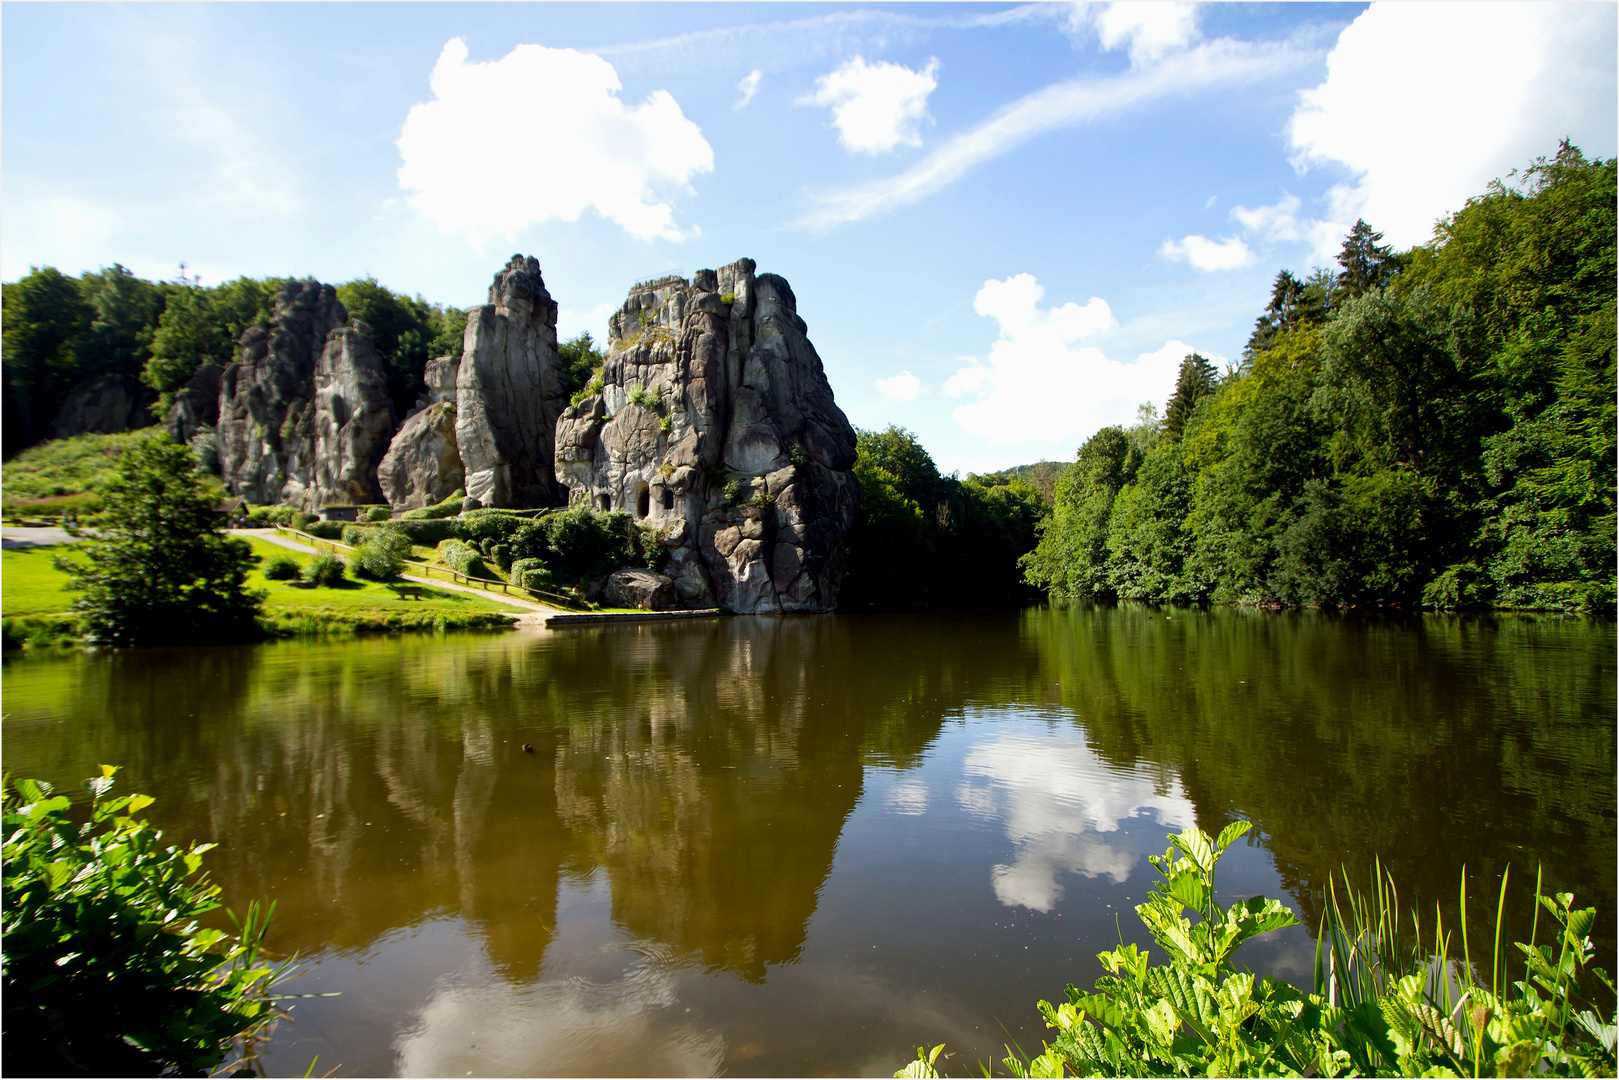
[54,435,263,645]
[1163,353,1217,442]
[1336,219,1398,297]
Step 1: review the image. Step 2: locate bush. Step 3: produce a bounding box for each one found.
[301,552,346,586]
[510,557,545,579]
[261,553,300,580]
[507,507,639,583]
[365,505,392,522]
[489,543,511,571]
[519,566,560,593]
[436,539,488,578]
[339,523,370,547]
[2,770,287,1076]
[289,511,315,532]
[899,824,1619,1079]
[244,504,295,527]
[398,490,463,520]
[298,520,342,541]
[389,517,458,547]
[454,511,528,546]
[353,527,411,580]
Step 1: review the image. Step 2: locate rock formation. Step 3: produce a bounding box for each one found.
[377,354,463,510]
[52,373,157,439]
[164,363,222,445]
[216,280,393,509]
[454,256,569,509]
[311,323,396,506]
[554,258,859,613]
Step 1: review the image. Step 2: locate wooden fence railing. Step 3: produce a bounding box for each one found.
[271,527,587,610]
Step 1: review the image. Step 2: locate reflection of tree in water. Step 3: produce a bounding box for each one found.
[1027,605,1617,961]
[0,614,1048,984]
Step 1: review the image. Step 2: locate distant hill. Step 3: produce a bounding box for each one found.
[967,460,1070,504]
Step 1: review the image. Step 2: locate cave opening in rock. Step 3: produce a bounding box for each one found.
[661,488,674,511]
[637,486,650,519]
[598,493,611,512]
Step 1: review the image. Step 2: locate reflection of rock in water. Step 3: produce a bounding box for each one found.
[0,615,1047,985]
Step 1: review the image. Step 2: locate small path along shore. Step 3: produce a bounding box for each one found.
[2,526,82,549]
[233,528,560,625]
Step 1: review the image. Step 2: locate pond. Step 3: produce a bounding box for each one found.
[3,608,1613,1076]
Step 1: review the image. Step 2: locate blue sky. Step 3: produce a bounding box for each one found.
[4,2,1614,473]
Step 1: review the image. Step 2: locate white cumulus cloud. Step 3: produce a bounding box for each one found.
[397,39,714,244]
[1158,233,1255,272]
[948,274,1195,449]
[734,69,762,110]
[874,370,923,401]
[801,55,940,154]
[1288,2,1617,256]
[1090,2,1201,67]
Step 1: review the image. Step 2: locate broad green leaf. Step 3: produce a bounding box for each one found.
[1215,821,1252,852]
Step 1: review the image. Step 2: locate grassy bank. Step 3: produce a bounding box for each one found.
[0,430,159,519]
[2,537,526,645]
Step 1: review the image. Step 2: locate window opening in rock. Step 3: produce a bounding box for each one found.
[661,488,674,511]
[637,488,651,519]
[599,493,611,512]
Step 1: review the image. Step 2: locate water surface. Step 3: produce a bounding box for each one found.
[3,608,1612,1076]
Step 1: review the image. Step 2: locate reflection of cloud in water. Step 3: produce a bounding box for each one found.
[958,724,1196,911]
[885,777,929,816]
[393,951,723,1077]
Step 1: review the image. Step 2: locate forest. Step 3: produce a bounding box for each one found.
[1023,143,1615,614]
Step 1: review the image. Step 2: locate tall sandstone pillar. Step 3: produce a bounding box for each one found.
[454,255,568,508]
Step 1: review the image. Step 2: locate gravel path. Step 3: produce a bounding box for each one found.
[1,526,82,549]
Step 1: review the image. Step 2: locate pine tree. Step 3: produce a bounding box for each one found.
[1336,219,1397,297]
[1163,353,1217,442]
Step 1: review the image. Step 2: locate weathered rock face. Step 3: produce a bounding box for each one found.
[216,280,353,507]
[310,323,396,506]
[603,569,678,611]
[164,364,222,445]
[53,374,157,439]
[554,258,859,613]
[455,256,569,509]
[376,401,462,510]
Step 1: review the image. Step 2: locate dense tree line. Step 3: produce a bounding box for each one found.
[1,266,469,458]
[1024,144,1616,613]
[841,426,1048,609]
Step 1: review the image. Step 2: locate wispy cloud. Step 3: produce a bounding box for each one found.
[795,36,1317,230]
[734,69,762,109]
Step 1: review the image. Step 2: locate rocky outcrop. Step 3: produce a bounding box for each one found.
[376,401,463,510]
[554,258,859,613]
[164,364,222,445]
[310,323,395,506]
[53,374,157,439]
[602,569,678,611]
[216,280,351,507]
[455,256,569,509]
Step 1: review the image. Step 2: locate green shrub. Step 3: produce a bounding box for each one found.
[489,543,512,571]
[508,507,638,582]
[398,490,463,520]
[570,376,605,407]
[244,504,295,527]
[519,566,559,592]
[301,552,346,586]
[436,539,488,578]
[454,511,528,546]
[297,520,342,541]
[723,478,743,506]
[510,557,545,579]
[2,770,288,1076]
[261,553,300,580]
[288,511,315,532]
[338,523,370,546]
[365,505,391,522]
[899,824,1619,1079]
[390,517,458,546]
[353,527,411,580]
[720,291,736,306]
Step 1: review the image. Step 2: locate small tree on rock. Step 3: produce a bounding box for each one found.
[55,435,263,646]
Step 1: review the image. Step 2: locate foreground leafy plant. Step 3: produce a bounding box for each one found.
[2,768,292,1076]
[898,823,1615,1077]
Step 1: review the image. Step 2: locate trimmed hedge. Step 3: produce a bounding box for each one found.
[436,539,489,579]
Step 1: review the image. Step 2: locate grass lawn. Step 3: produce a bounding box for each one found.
[3,538,530,619]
